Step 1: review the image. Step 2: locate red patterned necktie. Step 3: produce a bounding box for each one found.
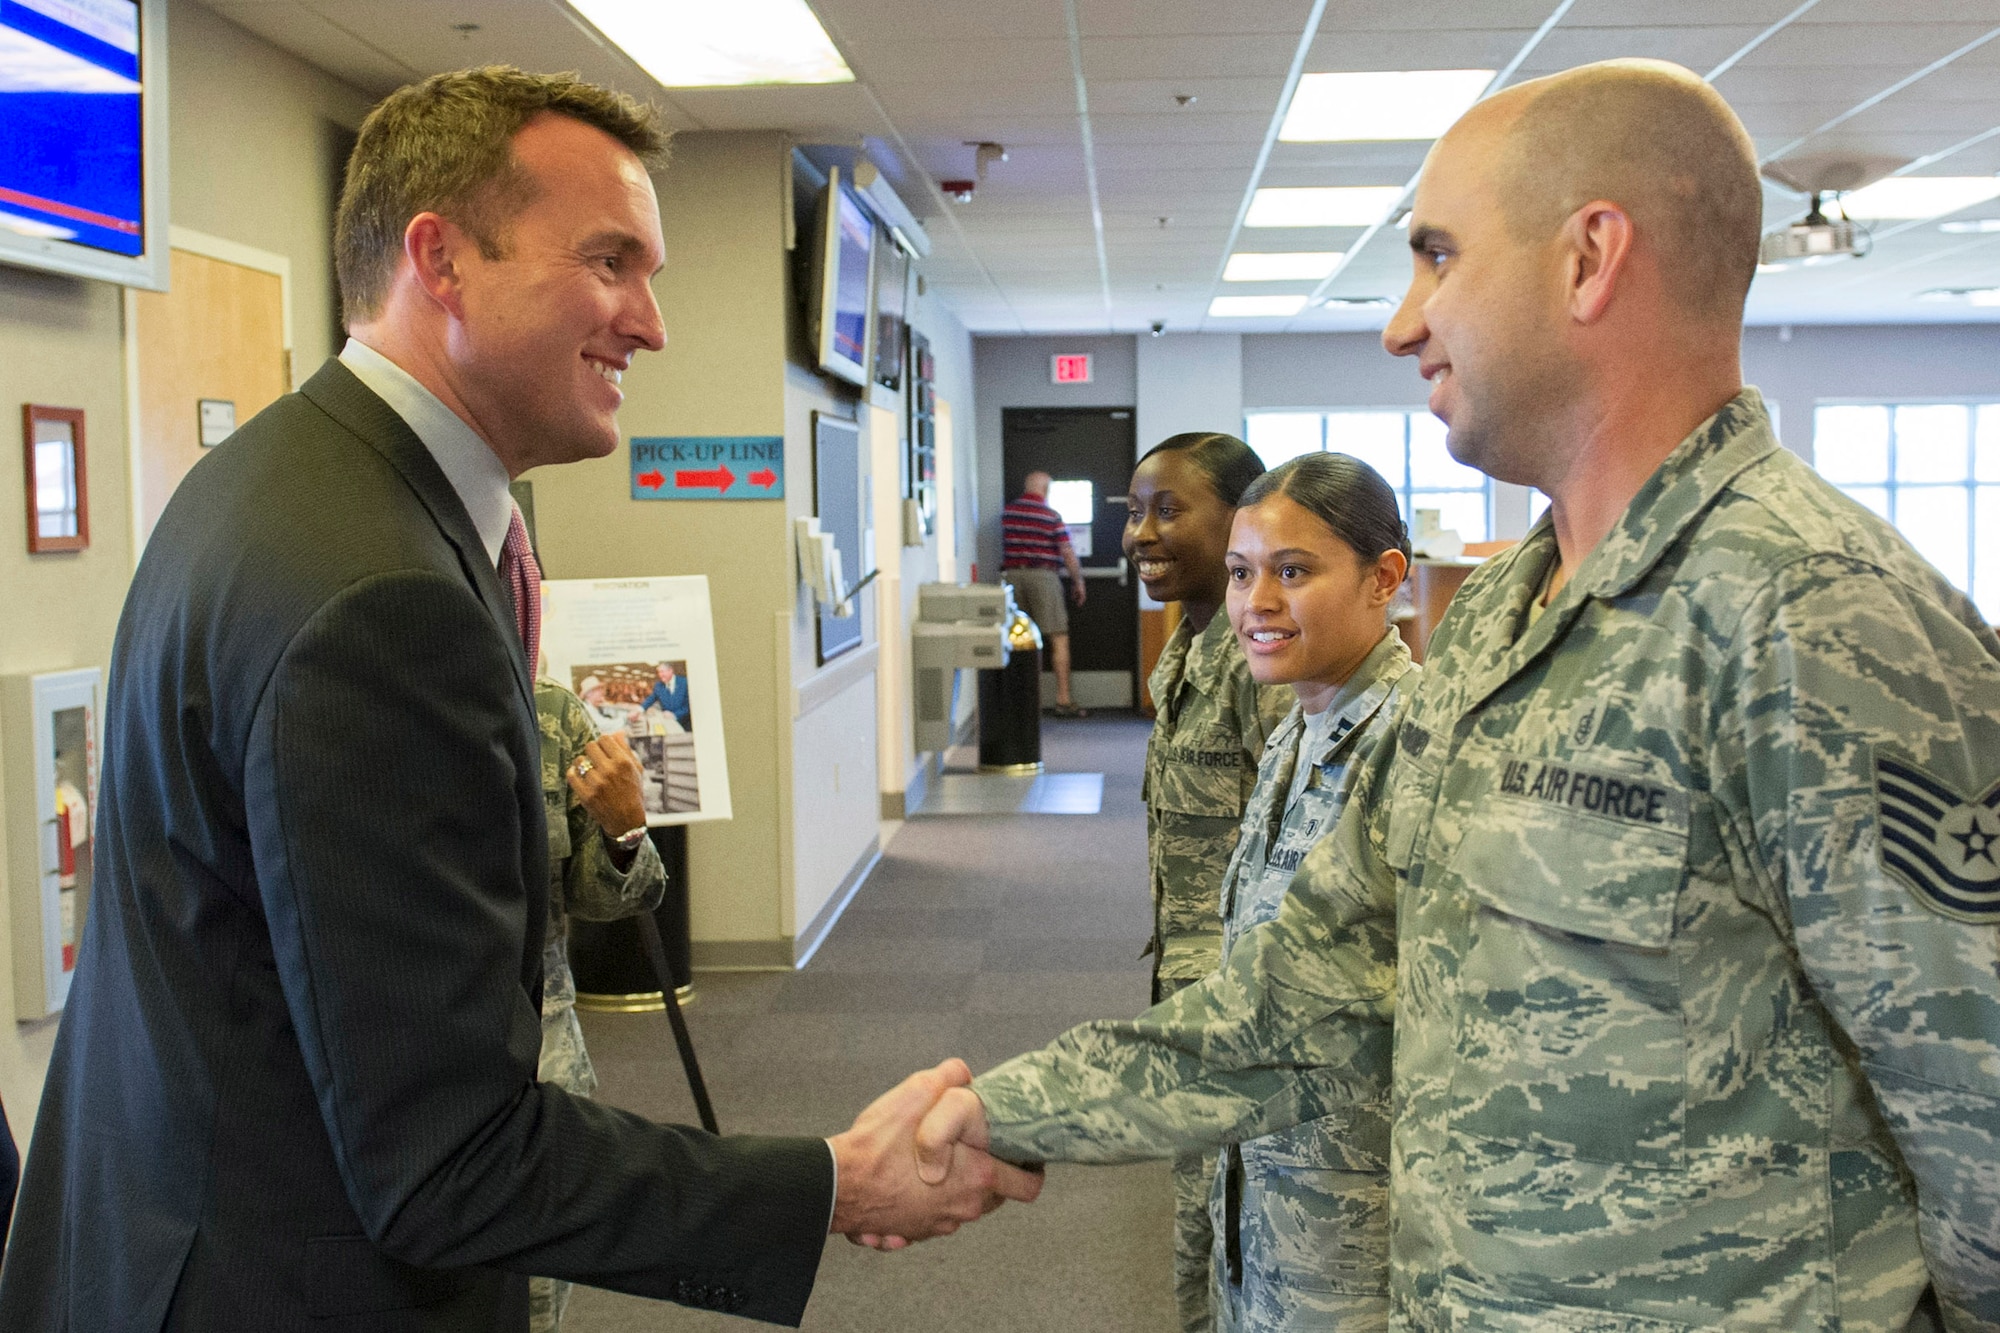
[499,503,541,672]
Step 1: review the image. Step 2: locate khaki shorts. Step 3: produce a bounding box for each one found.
[1004,566,1069,636]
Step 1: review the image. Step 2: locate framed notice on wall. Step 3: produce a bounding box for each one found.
[540,577,732,826]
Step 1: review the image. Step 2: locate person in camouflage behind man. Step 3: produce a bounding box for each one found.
[530,678,666,1331]
[902,58,2000,1332]
[1128,430,1293,1332]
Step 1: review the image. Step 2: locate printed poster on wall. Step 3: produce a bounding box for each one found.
[540,576,732,826]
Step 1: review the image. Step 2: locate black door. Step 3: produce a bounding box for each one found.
[1002,407,1140,707]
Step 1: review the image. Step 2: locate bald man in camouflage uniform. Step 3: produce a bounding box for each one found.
[1146,606,1294,1331]
[530,681,666,1331]
[914,60,2000,1331]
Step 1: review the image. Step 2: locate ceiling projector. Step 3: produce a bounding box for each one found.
[1760,192,1865,266]
[1757,155,1897,268]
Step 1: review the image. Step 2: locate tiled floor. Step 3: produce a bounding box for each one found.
[917,770,1106,816]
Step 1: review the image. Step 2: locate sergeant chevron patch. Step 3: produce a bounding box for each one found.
[1876,756,2000,923]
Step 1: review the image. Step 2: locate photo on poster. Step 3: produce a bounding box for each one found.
[569,660,698,816]
[540,577,731,826]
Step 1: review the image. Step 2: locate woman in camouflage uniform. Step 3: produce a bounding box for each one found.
[1129,432,1294,1332]
[529,679,668,1332]
[1205,453,1413,1332]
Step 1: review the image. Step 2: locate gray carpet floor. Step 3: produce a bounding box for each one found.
[567,712,1176,1332]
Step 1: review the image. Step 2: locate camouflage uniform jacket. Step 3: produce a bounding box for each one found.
[1209,629,1413,1332]
[536,682,666,1098]
[1146,610,1295,988]
[979,390,2000,1331]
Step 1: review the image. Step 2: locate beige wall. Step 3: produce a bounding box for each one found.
[529,132,801,954]
[167,0,371,377]
[533,133,983,962]
[0,0,368,1141]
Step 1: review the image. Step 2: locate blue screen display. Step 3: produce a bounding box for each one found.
[0,0,144,258]
[830,187,872,367]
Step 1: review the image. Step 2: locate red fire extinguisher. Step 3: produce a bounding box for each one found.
[56,793,77,971]
[55,798,75,889]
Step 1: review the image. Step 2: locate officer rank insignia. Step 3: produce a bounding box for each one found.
[1876,756,2000,923]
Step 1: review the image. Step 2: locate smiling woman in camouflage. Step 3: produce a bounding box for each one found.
[1203,453,1415,1333]
[1128,430,1293,1332]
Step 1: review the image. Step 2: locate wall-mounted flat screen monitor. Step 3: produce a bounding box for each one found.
[870,227,910,393]
[811,166,874,388]
[0,0,169,290]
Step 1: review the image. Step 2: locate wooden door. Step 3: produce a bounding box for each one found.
[130,247,287,544]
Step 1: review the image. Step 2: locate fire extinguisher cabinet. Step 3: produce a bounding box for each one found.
[1,668,103,1019]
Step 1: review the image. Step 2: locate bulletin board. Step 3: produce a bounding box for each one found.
[813,412,865,664]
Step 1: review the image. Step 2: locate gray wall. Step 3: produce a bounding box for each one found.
[973,334,1137,580]
[1241,331,1432,412]
[975,323,2000,557]
[1742,324,2000,460]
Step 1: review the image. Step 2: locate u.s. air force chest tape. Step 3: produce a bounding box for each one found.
[1494,754,1690,834]
[1440,747,1692,951]
[1876,754,2000,924]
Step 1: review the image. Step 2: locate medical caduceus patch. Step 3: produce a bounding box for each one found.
[1876,756,2000,923]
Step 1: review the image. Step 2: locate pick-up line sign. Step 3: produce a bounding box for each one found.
[631,436,785,500]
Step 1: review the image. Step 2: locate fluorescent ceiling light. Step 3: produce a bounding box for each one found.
[1837,176,2000,220]
[1279,69,1495,142]
[1246,187,1403,228]
[569,0,854,87]
[1224,251,1344,281]
[1209,295,1309,318]
[1940,217,2000,234]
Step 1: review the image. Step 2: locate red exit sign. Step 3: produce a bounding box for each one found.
[1051,353,1093,385]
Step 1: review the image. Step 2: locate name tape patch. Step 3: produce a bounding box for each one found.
[1166,746,1242,769]
[1496,755,1689,832]
[1877,756,2000,923]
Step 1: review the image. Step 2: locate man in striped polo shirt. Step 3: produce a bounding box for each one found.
[1002,471,1089,717]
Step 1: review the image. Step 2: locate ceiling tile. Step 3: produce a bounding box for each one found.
[189,0,2000,333]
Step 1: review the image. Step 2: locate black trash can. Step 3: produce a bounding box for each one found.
[570,824,693,1010]
[978,608,1044,774]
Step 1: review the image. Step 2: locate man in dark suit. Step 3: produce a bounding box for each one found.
[0,67,1036,1332]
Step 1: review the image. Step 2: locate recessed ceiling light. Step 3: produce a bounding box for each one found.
[1279,69,1495,142]
[1837,176,2000,220]
[1224,251,1344,281]
[1320,296,1395,308]
[1919,286,2000,307]
[1939,217,2000,234]
[1209,295,1309,318]
[569,0,854,87]
[1245,187,1403,228]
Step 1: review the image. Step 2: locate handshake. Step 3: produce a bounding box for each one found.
[826,1059,1035,1248]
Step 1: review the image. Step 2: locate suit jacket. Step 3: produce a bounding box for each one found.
[0,361,833,1332]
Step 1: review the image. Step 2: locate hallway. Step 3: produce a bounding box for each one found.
[569,713,1176,1331]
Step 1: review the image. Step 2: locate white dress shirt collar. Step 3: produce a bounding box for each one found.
[339,337,514,566]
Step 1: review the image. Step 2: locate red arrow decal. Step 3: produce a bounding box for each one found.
[636,469,665,490]
[749,468,778,490]
[674,465,735,492]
